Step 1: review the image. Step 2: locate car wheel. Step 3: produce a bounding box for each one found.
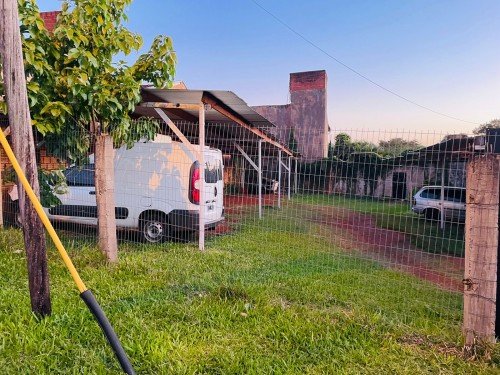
[140,215,168,243]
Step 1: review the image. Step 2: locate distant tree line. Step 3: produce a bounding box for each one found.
[296,132,423,195]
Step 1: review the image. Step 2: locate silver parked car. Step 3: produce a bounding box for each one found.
[411,186,466,222]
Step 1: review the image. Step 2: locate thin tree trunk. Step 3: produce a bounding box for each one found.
[95,134,118,262]
[0,0,51,315]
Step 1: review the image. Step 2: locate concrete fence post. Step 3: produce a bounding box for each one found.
[463,154,500,348]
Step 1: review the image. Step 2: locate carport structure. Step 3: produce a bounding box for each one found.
[134,87,297,250]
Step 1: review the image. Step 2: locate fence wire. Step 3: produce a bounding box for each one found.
[1,118,499,340]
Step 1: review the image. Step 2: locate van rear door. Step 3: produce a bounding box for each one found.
[203,150,224,224]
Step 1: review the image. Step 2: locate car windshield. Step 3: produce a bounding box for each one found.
[420,188,441,200]
[64,164,95,187]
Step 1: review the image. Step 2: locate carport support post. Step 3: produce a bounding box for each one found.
[277,150,282,209]
[440,158,446,230]
[198,104,206,251]
[463,155,500,349]
[288,157,291,200]
[258,140,263,219]
[294,158,298,193]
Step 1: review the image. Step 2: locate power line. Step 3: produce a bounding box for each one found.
[250,0,480,125]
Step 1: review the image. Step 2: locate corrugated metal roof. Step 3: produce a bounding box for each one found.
[138,88,276,129]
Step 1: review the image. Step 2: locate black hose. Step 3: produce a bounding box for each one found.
[80,290,136,375]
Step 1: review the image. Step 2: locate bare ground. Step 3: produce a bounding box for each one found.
[221,195,464,292]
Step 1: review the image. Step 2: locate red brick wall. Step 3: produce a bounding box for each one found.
[1,148,65,173]
[289,70,327,91]
[40,11,60,33]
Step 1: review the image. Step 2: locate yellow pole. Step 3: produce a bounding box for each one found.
[0,130,87,293]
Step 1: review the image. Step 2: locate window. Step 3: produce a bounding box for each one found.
[64,164,95,187]
[205,160,222,183]
[420,188,441,200]
[444,188,466,203]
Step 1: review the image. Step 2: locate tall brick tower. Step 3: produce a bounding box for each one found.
[40,11,60,33]
[253,70,329,161]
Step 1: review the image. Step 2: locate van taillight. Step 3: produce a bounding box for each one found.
[190,162,200,204]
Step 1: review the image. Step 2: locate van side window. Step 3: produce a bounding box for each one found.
[64,164,95,187]
[444,188,465,203]
[205,160,222,183]
[420,188,441,200]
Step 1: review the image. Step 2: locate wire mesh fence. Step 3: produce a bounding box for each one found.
[1,118,499,342]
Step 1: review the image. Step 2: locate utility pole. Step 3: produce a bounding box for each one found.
[0,0,51,316]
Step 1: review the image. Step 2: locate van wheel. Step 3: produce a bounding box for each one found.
[425,209,440,222]
[140,214,168,243]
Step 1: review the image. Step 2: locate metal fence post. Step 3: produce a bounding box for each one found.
[258,140,263,219]
[278,150,282,209]
[294,158,298,194]
[198,104,205,251]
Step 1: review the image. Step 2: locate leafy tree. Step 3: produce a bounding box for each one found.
[330,133,377,161]
[1,0,176,261]
[378,138,421,156]
[441,133,468,142]
[331,133,352,160]
[473,119,500,135]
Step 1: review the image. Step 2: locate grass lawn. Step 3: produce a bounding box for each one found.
[294,194,465,257]
[0,209,496,374]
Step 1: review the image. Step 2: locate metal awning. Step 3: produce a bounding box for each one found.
[134,87,296,157]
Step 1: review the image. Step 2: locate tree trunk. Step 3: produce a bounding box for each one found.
[95,134,118,262]
[0,0,51,315]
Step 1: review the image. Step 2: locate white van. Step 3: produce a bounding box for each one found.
[27,135,224,243]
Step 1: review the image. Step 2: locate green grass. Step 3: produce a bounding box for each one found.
[294,194,465,257]
[0,212,495,374]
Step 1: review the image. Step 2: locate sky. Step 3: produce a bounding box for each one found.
[35,0,500,142]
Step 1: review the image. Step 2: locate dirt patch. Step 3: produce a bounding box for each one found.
[212,194,279,235]
[299,204,464,292]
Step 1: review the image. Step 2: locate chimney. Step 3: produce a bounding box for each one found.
[40,11,60,33]
[289,70,327,92]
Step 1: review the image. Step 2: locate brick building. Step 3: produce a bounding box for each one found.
[252,70,329,162]
[0,11,62,172]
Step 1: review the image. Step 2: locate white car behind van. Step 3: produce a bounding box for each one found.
[12,135,224,243]
[411,186,465,222]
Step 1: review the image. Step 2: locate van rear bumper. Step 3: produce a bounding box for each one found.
[168,209,224,232]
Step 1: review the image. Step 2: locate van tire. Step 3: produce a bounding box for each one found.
[424,208,440,222]
[139,212,169,243]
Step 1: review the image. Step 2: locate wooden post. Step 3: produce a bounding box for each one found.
[463,154,500,347]
[0,0,51,315]
[95,134,118,262]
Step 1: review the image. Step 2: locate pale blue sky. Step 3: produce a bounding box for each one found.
[35,0,499,139]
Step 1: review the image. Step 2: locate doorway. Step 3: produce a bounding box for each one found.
[392,172,407,200]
